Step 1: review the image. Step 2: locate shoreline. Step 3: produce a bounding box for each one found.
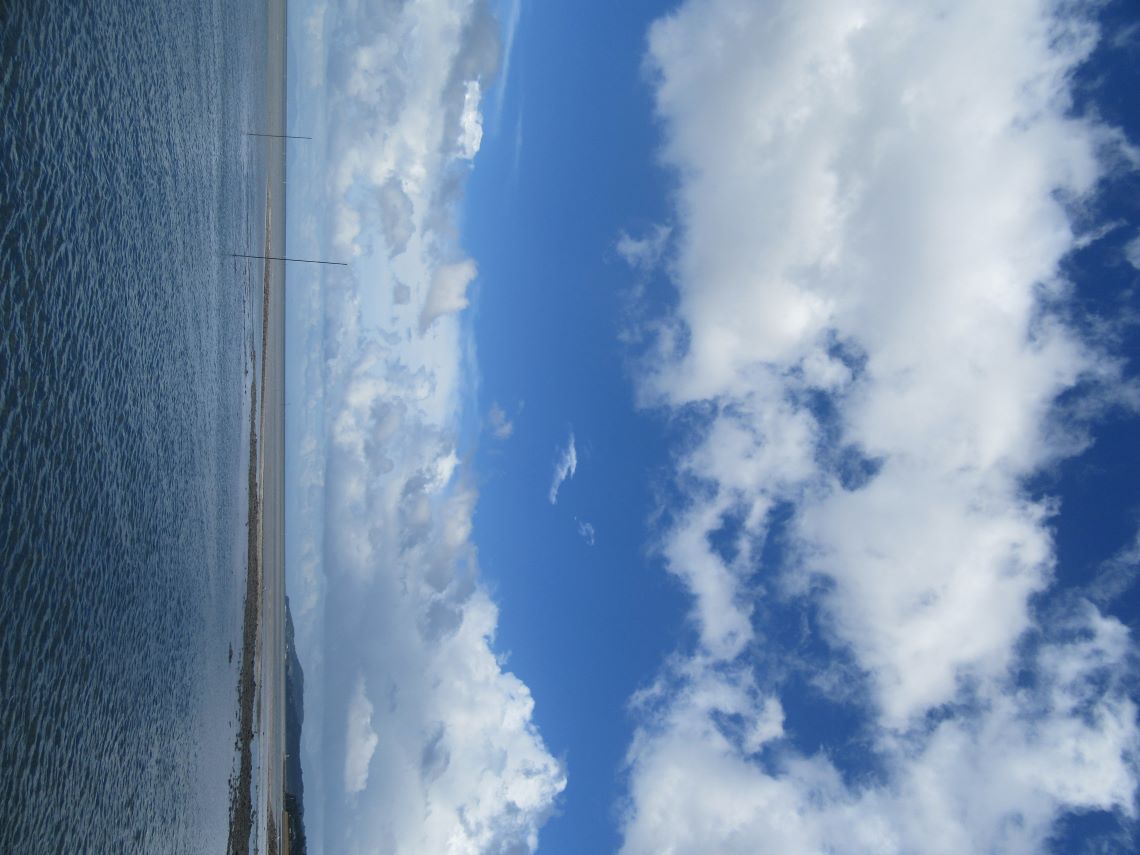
[229,0,287,851]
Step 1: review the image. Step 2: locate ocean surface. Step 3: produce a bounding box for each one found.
[1,1,271,850]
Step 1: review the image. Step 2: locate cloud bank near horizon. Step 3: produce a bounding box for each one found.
[287,1,564,852]
[621,1,1140,852]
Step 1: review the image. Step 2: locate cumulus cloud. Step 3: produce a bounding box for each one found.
[420,259,478,333]
[623,617,1138,854]
[487,401,514,439]
[458,80,485,159]
[621,0,1140,851]
[285,0,563,852]
[548,432,577,504]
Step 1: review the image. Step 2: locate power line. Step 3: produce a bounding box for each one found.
[231,253,347,267]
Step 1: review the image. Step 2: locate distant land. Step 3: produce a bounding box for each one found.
[284,598,307,855]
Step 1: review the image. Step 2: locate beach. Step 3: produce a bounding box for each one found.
[229,0,288,852]
[257,0,288,849]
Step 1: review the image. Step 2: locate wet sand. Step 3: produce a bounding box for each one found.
[228,0,287,852]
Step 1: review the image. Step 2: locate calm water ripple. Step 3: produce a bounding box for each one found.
[1,1,270,851]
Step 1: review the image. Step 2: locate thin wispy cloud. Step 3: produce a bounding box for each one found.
[577,519,596,546]
[548,432,577,504]
[1086,529,1140,609]
[620,1,1140,852]
[616,225,670,273]
[510,106,524,188]
[1126,232,1140,270]
[487,401,514,439]
[492,0,523,135]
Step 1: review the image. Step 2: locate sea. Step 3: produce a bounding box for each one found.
[1,1,271,851]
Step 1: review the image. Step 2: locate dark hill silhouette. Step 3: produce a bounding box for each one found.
[285,597,307,855]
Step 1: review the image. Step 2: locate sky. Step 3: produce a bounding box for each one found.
[284,1,1140,853]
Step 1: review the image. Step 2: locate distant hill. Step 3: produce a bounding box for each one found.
[285,597,307,855]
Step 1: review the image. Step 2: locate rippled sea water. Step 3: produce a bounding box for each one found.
[1,1,269,850]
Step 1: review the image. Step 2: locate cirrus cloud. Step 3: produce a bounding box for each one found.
[549,431,578,505]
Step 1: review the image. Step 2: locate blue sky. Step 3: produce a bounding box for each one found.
[285,1,1140,852]
[461,4,686,850]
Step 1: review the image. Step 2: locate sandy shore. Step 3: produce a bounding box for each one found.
[258,3,287,843]
[259,0,287,847]
[229,0,287,852]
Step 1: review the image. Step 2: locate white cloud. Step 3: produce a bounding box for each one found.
[1086,527,1140,609]
[304,303,565,855]
[487,401,514,439]
[577,519,596,546]
[285,0,563,852]
[458,80,485,159]
[492,0,523,133]
[617,224,671,272]
[621,0,1140,851]
[548,432,577,504]
[1126,232,1140,270]
[622,618,1138,854]
[420,259,478,333]
[344,675,379,794]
